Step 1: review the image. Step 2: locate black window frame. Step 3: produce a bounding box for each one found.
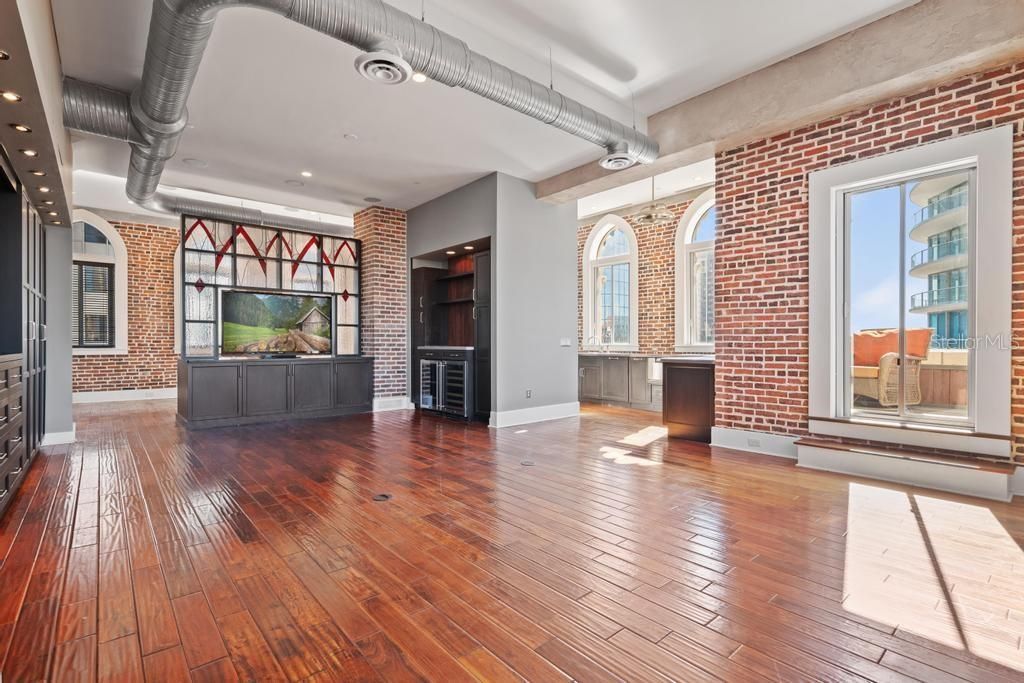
[72,260,115,349]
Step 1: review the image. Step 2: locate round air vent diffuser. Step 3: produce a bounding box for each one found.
[354,51,413,85]
[599,152,637,171]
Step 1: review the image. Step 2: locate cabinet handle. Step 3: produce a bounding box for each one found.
[419,312,423,323]
[472,308,476,320]
[10,436,22,445]
[472,287,476,303]
[419,296,423,307]
[0,415,7,424]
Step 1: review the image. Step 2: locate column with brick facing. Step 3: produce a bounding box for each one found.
[353,206,409,403]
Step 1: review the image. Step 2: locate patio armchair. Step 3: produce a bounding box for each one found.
[852,329,933,408]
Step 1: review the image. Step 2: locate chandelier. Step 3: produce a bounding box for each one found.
[633,179,674,226]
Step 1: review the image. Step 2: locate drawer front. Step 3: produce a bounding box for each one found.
[0,363,24,395]
[1,416,25,468]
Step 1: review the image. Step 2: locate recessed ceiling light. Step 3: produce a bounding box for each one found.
[38,186,50,193]
[464,245,474,251]
[182,157,207,168]
[411,72,428,83]
[2,91,22,102]
[52,220,61,224]
[30,170,45,176]
[445,250,456,255]
[300,171,313,178]
[0,50,10,61]
[47,211,57,216]
[343,133,359,141]
[42,200,54,205]
[20,149,37,157]
[285,179,304,187]
[363,196,382,203]
[10,123,30,133]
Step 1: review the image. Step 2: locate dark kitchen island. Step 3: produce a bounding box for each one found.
[661,356,715,443]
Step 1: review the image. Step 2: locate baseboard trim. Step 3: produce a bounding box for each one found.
[490,402,580,429]
[711,426,798,459]
[41,425,76,446]
[72,388,177,404]
[373,397,414,412]
[797,442,1013,502]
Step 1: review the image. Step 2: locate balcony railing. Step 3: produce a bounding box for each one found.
[910,286,967,310]
[912,190,968,227]
[910,237,967,269]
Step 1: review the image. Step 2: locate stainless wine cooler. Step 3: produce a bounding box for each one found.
[418,347,474,419]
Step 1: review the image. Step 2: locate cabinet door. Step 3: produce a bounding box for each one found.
[579,358,603,400]
[473,304,490,418]
[473,252,491,304]
[190,364,242,420]
[629,358,652,405]
[335,360,373,408]
[292,361,333,413]
[244,363,291,416]
[602,358,629,402]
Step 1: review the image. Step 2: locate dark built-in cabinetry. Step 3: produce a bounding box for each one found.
[177,356,373,429]
[662,357,715,443]
[412,247,491,420]
[0,152,46,518]
[578,355,662,412]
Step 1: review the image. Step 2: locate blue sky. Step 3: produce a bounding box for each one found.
[848,182,930,334]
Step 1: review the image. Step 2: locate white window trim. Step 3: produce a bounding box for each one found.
[808,125,1013,457]
[675,187,715,353]
[72,209,128,356]
[582,215,639,351]
[173,244,181,354]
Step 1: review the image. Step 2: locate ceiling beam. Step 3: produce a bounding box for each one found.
[536,0,1024,204]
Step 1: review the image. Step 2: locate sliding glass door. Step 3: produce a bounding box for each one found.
[842,167,974,426]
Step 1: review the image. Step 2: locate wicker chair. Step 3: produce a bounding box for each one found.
[852,329,932,408]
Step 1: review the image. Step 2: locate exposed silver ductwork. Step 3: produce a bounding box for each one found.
[64,0,659,228]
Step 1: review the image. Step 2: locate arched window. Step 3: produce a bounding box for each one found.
[583,215,638,350]
[675,188,716,351]
[71,210,128,355]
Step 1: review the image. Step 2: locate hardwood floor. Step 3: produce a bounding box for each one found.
[2,400,1024,681]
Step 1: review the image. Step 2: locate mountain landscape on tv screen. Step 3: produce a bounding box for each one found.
[222,292,332,353]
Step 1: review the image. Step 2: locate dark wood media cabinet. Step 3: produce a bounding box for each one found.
[177,356,373,429]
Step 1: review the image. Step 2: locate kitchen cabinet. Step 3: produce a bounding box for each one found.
[578,355,661,411]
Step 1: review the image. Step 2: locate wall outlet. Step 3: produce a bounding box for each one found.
[747,437,761,448]
[525,389,532,399]
[559,337,572,347]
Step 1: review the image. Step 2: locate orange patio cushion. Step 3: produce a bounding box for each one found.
[853,328,932,366]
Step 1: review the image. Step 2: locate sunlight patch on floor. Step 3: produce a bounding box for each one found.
[598,445,662,466]
[617,425,668,447]
[843,483,1024,672]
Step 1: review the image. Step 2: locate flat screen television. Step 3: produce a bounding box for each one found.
[221,290,333,355]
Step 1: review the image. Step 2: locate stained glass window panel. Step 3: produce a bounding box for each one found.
[337,294,358,325]
[237,257,278,289]
[337,326,359,355]
[185,285,215,321]
[185,322,215,356]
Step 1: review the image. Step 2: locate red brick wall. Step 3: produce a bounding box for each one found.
[577,198,695,355]
[714,61,1024,455]
[72,221,179,393]
[353,206,408,398]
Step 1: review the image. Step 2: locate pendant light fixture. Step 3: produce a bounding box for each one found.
[634,177,674,226]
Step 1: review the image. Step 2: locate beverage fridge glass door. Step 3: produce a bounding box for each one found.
[442,360,467,418]
[420,358,443,410]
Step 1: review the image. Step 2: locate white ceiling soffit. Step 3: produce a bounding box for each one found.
[73,170,355,233]
[577,159,714,220]
[52,0,916,216]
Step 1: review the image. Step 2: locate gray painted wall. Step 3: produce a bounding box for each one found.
[406,173,497,257]
[494,174,578,414]
[44,225,73,437]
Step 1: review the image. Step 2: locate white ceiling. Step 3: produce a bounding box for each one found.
[52,0,916,217]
